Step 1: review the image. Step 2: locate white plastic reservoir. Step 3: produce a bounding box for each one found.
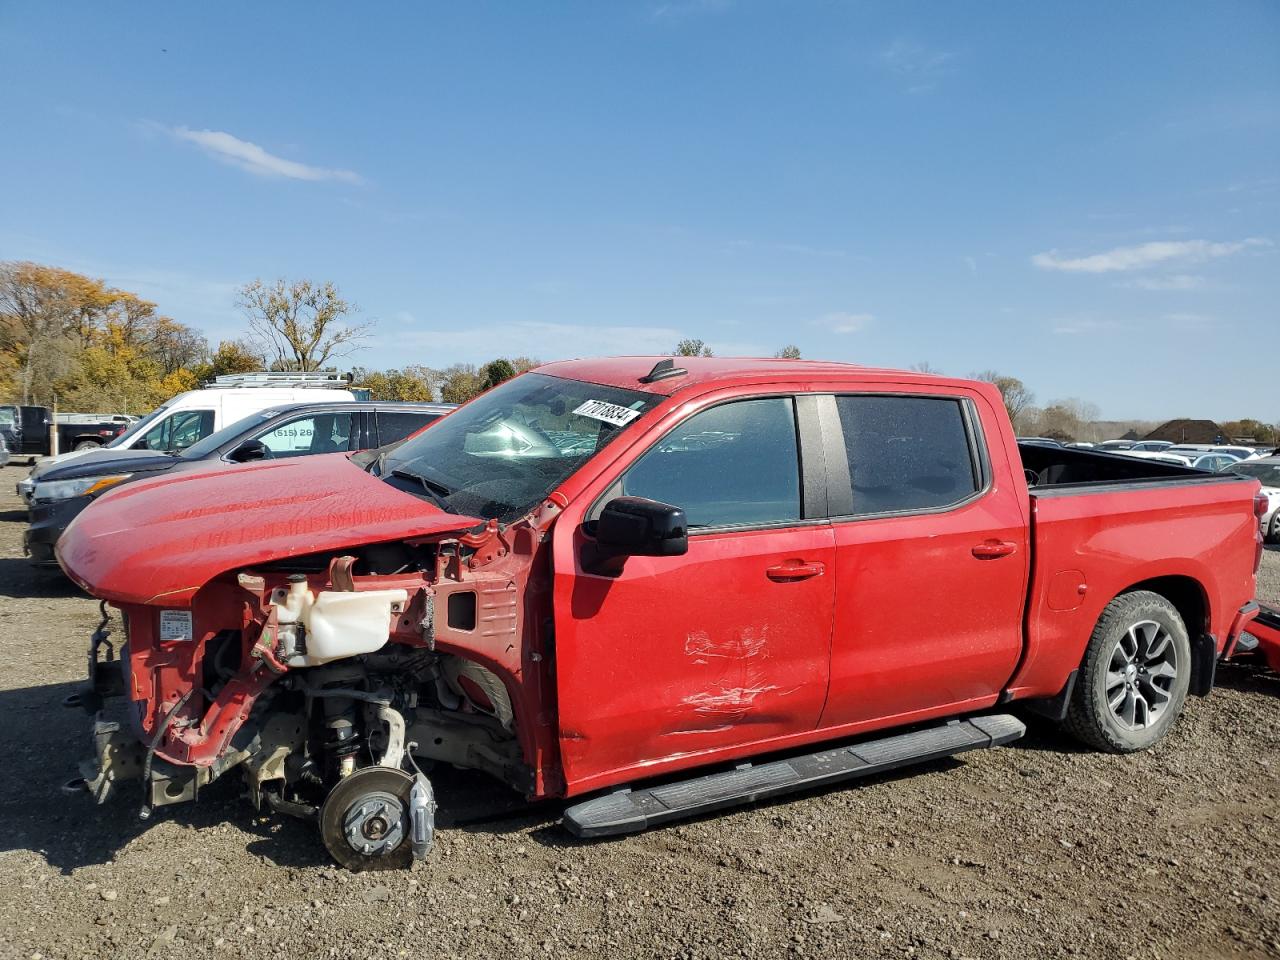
[276,584,409,666]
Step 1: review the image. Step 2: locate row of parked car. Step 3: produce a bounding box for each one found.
[17,373,453,564]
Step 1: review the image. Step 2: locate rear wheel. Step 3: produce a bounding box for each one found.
[73,440,101,451]
[1064,591,1191,752]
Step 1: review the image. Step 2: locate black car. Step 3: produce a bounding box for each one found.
[25,400,454,565]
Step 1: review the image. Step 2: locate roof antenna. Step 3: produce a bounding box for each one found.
[640,358,688,384]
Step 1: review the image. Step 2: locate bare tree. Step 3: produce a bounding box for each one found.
[774,345,802,359]
[909,361,943,373]
[972,369,1035,428]
[237,278,371,372]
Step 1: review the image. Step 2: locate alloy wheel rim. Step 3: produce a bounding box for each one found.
[1106,619,1178,731]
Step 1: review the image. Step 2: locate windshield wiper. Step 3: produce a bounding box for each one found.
[390,467,455,513]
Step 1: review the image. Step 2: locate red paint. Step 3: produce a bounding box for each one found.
[58,357,1263,804]
[57,453,480,605]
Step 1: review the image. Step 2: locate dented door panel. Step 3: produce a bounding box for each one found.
[553,522,835,796]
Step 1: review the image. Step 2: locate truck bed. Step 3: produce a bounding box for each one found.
[1008,442,1260,703]
[1018,442,1229,492]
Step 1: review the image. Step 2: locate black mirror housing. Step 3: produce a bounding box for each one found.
[594,496,688,558]
[229,439,269,463]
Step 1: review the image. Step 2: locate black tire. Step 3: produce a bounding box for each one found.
[1063,590,1192,753]
[73,440,101,451]
[1267,514,1280,545]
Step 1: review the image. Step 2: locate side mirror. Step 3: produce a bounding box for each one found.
[229,439,269,463]
[593,496,688,559]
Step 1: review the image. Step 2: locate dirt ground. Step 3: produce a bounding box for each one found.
[0,461,1277,960]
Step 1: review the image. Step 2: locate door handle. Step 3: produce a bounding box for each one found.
[766,560,826,582]
[971,540,1017,560]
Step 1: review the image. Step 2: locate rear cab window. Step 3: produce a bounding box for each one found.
[831,394,983,517]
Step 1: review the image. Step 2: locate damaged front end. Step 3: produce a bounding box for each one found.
[66,510,561,870]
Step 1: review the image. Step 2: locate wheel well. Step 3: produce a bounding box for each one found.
[1119,575,1215,695]
[1120,575,1209,638]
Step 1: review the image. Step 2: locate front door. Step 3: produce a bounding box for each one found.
[553,396,835,794]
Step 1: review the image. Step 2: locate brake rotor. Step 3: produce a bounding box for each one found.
[319,767,416,871]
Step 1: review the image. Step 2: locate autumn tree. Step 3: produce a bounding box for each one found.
[1031,398,1101,443]
[438,364,484,404]
[186,340,266,384]
[481,358,517,391]
[237,278,371,372]
[352,365,438,402]
[1221,419,1278,445]
[774,345,802,359]
[673,338,713,357]
[0,262,115,404]
[972,370,1034,429]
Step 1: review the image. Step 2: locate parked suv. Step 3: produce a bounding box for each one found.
[25,401,453,564]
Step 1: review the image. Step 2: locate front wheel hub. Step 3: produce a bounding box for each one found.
[319,767,416,871]
[343,792,405,856]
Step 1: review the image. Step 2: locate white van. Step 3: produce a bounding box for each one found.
[18,372,356,500]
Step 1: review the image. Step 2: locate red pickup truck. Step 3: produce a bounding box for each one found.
[59,357,1265,869]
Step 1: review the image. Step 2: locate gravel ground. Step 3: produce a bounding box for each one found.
[0,461,1277,960]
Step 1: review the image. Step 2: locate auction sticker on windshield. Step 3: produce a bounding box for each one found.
[159,609,193,642]
[573,400,642,428]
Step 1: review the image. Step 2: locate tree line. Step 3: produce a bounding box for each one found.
[0,263,535,411]
[3,261,1271,442]
[957,367,1277,445]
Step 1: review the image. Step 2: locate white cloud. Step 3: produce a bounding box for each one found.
[880,40,957,93]
[1126,274,1207,291]
[1031,238,1268,274]
[816,311,873,334]
[1051,318,1118,336]
[650,0,731,20]
[1163,312,1222,330]
[171,127,362,184]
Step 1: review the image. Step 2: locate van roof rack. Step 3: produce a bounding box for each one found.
[210,371,351,389]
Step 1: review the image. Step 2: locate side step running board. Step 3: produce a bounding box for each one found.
[563,714,1025,838]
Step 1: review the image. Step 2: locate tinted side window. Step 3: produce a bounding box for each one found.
[620,397,800,529]
[833,396,978,515]
[378,411,439,446]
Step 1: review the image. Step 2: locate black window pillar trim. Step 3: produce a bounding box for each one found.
[794,394,829,520]
[814,395,854,518]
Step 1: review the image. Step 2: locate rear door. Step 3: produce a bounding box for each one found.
[818,390,1029,728]
[553,394,835,792]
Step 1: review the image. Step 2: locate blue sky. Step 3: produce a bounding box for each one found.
[1,2,1276,420]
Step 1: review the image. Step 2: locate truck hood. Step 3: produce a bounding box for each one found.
[57,453,481,606]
